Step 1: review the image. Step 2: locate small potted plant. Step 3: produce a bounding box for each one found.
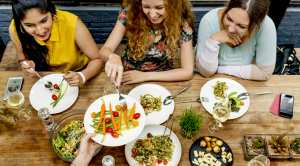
[179,106,203,139]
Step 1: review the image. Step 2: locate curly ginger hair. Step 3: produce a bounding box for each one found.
[122,0,194,60]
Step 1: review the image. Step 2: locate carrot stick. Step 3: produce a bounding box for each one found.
[109,102,118,130]
[124,106,129,129]
[96,102,106,129]
[101,119,106,143]
[117,109,122,130]
[129,103,136,121]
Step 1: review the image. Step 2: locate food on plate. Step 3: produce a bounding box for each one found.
[52,120,84,160]
[267,135,289,154]
[213,81,228,98]
[228,92,244,112]
[90,101,140,140]
[140,94,162,114]
[179,107,203,139]
[245,135,267,156]
[44,80,68,108]
[131,133,174,166]
[192,152,222,166]
[190,136,233,166]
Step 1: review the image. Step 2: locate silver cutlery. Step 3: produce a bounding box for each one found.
[163,82,192,105]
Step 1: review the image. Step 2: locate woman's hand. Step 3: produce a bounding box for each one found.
[105,53,124,86]
[71,133,102,166]
[20,60,39,77]
[64,71,84,86]
[211,30,242,47]
[122,70,149,84]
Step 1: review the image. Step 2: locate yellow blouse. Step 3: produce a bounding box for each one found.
[9,10,90,72]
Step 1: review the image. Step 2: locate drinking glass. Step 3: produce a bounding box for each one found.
[208,101,231,133]
[7,90,31,120]
[37,107,55,132]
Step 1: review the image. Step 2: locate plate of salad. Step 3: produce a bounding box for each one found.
[128,84,174,125]
[125,125,181,166]
[199,78,250,119]
[29,74,79,114]
[84,94,146,147]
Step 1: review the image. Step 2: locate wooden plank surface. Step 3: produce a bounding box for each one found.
[0,71,300,166]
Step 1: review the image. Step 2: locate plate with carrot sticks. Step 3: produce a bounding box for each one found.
[84,94,146,146]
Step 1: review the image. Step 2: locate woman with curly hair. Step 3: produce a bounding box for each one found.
[100,0,195,86]
[195,0,276,80]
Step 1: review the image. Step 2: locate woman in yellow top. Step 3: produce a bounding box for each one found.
[10,0,103,86]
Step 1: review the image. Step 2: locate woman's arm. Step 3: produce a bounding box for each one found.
[9,22,38,75]
[99,20,126,86]
[74,18,104,82]
[195,15,220,77]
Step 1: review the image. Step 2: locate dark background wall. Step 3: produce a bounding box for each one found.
[0,6,300,47]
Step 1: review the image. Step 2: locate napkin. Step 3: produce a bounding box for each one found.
[270,95,280,116]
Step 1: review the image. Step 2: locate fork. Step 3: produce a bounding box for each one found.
[237,91,272,100]
[115,86,127,109]
[163,114,174,137]
[163,82,192,105]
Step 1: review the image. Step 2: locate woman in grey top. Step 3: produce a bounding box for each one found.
[196,0,276,80]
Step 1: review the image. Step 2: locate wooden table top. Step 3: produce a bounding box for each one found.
[0,71,299,166]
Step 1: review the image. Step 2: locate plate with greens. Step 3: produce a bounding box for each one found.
[128,84,174,125]
[29,74,79,114]
[125,125,181,166]
[199,78,250,119]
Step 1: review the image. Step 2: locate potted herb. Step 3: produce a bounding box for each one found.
[179,106,203,139]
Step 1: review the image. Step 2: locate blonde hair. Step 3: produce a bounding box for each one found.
[123,0,194,60]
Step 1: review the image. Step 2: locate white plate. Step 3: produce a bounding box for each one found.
[29,74,79,114]
[84,94,146,147]
[125,125,182,166]
[200,78,250,119]
[128,84,175,125]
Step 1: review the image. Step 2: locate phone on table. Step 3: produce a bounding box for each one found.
[3,76,24,100]
[279,93,294,119]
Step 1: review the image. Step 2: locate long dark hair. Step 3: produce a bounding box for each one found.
[221,0,270,35]
[12,0,56,71]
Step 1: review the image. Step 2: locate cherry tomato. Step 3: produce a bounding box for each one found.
[51,94,58,100]
[112,111,119,117]
[111,131,119,138]
[157,159,162,164]
[131,148,138,158]
[53,84,59,89]
[163,160,168,165]
[106,127,113,133]
[133,113,141,119]
[105,118,111,124]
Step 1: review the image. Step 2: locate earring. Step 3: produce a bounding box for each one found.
[20,26,24,33]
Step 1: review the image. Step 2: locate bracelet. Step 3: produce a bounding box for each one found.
[77,71,86,84]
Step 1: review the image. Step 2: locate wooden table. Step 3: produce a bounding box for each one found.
[0,71,299,166]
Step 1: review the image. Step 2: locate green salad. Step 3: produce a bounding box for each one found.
[131,133,174,166]
[52,120,84,160]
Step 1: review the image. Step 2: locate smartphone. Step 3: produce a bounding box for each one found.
[3,76,23,100]
[279,93,294,119]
